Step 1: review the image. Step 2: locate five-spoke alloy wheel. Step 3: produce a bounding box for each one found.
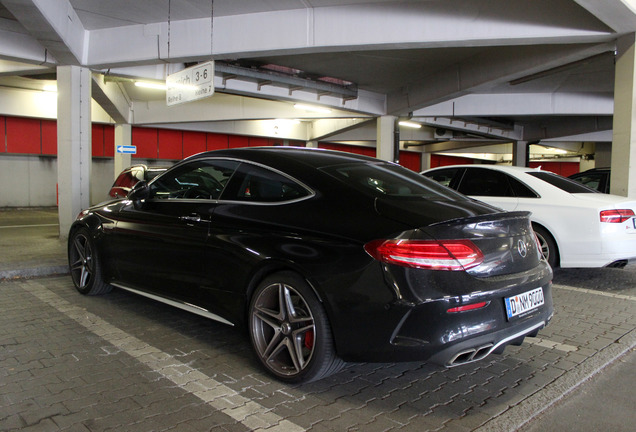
[68,228,111,295]
[249,272,343,383]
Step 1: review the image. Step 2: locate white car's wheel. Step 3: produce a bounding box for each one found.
[533,225,558,268]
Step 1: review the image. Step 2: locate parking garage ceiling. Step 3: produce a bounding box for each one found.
[0,0,635,149]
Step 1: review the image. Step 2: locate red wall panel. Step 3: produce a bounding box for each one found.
[319,144,421,171]
[207,133,228,150]
[0,117,5,153]
[41,120,57,155]
[268,138,285,146]
[6,117,41,154]
[248,137,269,147]
[319,143,375,157]
[399,151,421,172]
[132,127,158,159]
[91,124,104,157]
[229,135,249,149]
[104,125,115,157]
[158,129,183,160]
[431,154,476,167]
[183,131,207,157]
[529,161,579,177]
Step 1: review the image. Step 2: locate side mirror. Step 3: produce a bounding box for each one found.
[128,180,149,203]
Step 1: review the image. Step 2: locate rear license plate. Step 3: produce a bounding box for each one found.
[505,287,544,320]
[628,217,636,233]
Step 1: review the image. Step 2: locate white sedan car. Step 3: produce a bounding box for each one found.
[422,165,636,268]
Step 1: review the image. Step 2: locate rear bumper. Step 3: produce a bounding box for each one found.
[329,261,554,364]
[560,225,636,268]
[428,313,552,367]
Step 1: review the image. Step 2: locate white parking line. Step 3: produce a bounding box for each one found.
[555,285,636,301]
[525,337,578,352]
[21,280,306,432]
[0,223,59,229]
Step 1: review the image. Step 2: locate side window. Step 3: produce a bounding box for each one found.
[457,168,515,197]
[571,173,604,192]
[222,163,311,203]
[150,160,239,200]
[508,176,539,198]
[424,168,460,188]
[114,170,137,189]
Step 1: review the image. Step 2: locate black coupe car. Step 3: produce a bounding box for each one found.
[68,147,553,383]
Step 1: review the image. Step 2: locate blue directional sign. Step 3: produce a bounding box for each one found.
[116,145,137,154]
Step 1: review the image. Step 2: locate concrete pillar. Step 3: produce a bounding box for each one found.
[377,116,397,162]
[611,33,636,197]
[57,66,91,239]
[594,142,612,168]
[420,152,431,172]
[114,124,132,179]
[512,141,529,167]
[579,157,595,172]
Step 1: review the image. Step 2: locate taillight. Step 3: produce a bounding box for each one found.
[364,239,484,271]
[600,209,635,223]
[447,301,489,313]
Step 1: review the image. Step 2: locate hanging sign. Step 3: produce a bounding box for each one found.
[166,61,214,106]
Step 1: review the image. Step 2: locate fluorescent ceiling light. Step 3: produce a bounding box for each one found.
[135,81,167,90]
[43,84,57,92]
[294,103,332,114]
[399,121,422,129]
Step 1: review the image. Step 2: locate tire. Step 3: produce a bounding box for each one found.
[68,227,112,295]
[532,224,558,268]
[248,271,344,383]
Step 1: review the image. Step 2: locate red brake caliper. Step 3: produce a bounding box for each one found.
[304,330,314,349]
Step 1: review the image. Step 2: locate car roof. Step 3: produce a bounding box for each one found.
[424,164,542,174]
[184,146,382,169]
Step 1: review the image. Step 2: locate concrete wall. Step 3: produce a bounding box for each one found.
[0,155,161,208]
[0,155,58,207]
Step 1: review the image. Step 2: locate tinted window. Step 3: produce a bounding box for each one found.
[457,168,515,197]
[322,162,469,200]
[528,171,599,193]
[145,167,167,181]
[424,168,460,187]
[150,160,239,200]
[222,163,311,203]
[508,175,539,198]
[114,170,137,189]
[570,172,608,192]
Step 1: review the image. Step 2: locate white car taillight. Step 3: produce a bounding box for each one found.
[364,239,484,271]
[599,209,635,223]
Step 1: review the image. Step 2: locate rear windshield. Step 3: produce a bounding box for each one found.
[528,171,599,194]
[320,162,470,201]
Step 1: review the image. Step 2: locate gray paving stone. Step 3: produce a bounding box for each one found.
[1,231,635,432]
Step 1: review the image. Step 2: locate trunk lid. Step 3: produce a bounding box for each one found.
[420,211,543,276]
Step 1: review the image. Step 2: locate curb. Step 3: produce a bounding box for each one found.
[474,327,636,432]
[0,265,69,281]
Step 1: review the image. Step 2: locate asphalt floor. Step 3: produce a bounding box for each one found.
[1,207,635,431]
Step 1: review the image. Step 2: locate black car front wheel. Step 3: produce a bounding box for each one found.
[68,227,112,295]
[249,271,344,383]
